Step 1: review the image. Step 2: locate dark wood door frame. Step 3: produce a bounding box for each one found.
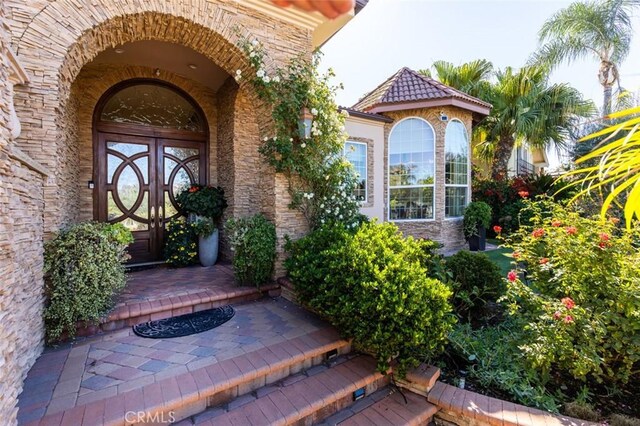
[92,79,210,263]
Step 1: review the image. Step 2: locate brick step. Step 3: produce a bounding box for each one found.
[29,327,349,425]
[322,387,439,425]
[75,283,281,337]
[191,354,390,426]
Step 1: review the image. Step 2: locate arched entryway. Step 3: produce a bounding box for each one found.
[93,79,209,263]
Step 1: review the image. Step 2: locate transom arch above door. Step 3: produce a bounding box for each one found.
[93,79,209,263]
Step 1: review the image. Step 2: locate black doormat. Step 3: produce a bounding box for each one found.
[132,306,235,338]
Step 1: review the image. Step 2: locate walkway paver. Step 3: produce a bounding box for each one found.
[17,298,327,425]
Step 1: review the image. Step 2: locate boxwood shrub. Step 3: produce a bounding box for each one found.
[286,221,454,376]
[43,222,133,342]
[445,250,504,320]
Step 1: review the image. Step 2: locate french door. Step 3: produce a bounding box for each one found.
[95,132,206,263]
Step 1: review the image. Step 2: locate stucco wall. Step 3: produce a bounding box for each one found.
[0,8,47,424]
[344,116,386,221]
[382,106,473,251]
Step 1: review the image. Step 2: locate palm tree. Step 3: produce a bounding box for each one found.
[532,0,637,115]
[419,60,493,99]
[426,61,594,179]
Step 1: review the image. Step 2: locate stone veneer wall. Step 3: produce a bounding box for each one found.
[6,0,310,249]
[383,106,473,251]
[0,6,47,424]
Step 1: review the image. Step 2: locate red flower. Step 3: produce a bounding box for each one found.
[188,186,199,193]
[599,233,610,241]
[561,297,575,310]
[539,257,549,265]
[493,225,502,234]
[518,191,530,198]
[610,217,620,225]
[553,311,562,320]
[565,226,578,235]
[507,270,518,282]
[551,220,562,227]
[563,315,574,324]
[532,228,545,238]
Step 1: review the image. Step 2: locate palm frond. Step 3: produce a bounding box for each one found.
[564,107,640,227]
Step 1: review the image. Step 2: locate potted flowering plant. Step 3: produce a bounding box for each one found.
[463,201,492,251]
[175,185,228,266]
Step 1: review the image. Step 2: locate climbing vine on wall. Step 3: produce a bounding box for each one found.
[237,38,361,230]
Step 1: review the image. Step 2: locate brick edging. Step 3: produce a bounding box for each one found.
[428,381,598,426]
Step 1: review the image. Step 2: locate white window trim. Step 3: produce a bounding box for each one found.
[444,118,470,219]
[344,140,368,203]
[387,116,436,222]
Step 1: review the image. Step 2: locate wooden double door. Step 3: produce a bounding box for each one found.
[95,131,206,263]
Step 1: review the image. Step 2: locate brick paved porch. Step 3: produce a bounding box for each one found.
[76,263,279,336]
[17,298,332,424]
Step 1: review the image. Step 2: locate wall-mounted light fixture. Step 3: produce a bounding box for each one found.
[154,68,161,76]
[299,107,313,139]
[87,180,95,189]
[439,111,448,121]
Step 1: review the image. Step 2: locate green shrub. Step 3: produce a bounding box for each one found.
[43,222,133,342]
[164,218,198,267]
[502,199,640,386]
[175,184,228,223]
[449,322,560,412]
[286,222,455,376]
[225,215,277,286]
[445,251,503,320]
[463,201,492,239]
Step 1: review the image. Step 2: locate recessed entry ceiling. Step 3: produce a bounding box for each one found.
[90,40,230,91]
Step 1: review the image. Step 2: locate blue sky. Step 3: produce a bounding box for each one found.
[320,0,640,112]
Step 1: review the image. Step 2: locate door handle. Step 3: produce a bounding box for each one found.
[159,205,164,222]
[150,206,156,228]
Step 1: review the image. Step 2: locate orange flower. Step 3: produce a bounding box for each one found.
[532,228,545,238]
[551,220,562,227]
[539,257,549,265]
[512,251,521,259]
[561,297,575,310]
[565,226,578,235]
[518,191,530,198]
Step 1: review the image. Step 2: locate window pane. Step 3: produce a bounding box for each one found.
[445,187,467,218]
[389,119,435,186]
[344,141,367,201]
[445,120,469,185]
[390,187,434,220]
[101,84,204,132]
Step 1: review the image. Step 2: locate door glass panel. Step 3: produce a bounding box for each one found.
[116,165,140,211]
[164,146,199,161]
[186,160,199,180]
[164,190,179,220]
[107,190,122,221]
[101,84,205,132]
[164,158,178,185]
[107,142,148,156]
[127,192,149,232]
[172,166,192,195]
[133,157,149,185]
[107,154,123,185]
